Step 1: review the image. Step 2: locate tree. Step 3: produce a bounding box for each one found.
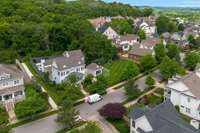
[159,57,185,79]
[196,36,200,47]
[156,16,178,34]
[83,74,94,88]
[57,100,78,129]
[140,54,157,72]
[166,43,180,61]
[81,33,117,64]
[178,23,184,31]
[98,103,126,119]
[145,76,155,88]
[137,28,146,40]
[110,19,133,35]
[125,79,141,101]
[185,52,200,70]
[154,43,166,63]
[188,35,197,48]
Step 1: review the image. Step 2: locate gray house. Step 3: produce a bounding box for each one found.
[35,50,85,84]
[129,100,200,133]
[0,64,25,109]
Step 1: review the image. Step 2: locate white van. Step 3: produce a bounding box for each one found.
[85,94,103,104]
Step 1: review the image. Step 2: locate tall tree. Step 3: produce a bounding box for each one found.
[154,43,166,63]
[57,100,78,129]
[166,43,180,62]
[140,54,157,72]
[159,57,185,79]
[137,28,146,40]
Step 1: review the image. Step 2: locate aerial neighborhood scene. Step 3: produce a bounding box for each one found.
[1,0,200,133]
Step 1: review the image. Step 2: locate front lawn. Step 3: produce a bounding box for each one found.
[107,118,129,133]
[104,60,140,86]
[154,88,164,95]
[15,84,49,119]
[84,60,140,94]
[0,107,8,125]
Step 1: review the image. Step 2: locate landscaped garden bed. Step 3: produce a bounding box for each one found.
[0,106,9,125]
[127,93,163,113]
[15,84,49,119]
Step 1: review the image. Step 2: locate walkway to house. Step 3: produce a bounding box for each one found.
[5,100,17,124]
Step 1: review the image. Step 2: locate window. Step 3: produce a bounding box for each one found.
[132,120,135,128]
[58,72,60,76]
[186,108,191,114]
[14,91,23,97]
[181,105,184,108]
[187,97,191,102]
[0,96,2,101]
[14,80,19,85]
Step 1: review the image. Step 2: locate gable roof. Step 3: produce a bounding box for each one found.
[98,24,110,33]
[128,46,153,57]
[129,100,200,133]
[86,63,102,71]
[167,72,200,98]
[0,64,23,81]
[119,34,139,42]
[141,38,160,48]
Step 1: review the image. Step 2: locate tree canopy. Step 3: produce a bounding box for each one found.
[0,0,152,64]
[185,52,200,70]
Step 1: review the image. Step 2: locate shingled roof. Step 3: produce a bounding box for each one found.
[128,47,153,57]
[129,101,200,133]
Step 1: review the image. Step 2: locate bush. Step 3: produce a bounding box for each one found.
[0,107,8,125]
[99,103,126,119]
[145,75,155,88]
[15,84,49,119]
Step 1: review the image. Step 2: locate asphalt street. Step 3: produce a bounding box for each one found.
[13,88,127,133]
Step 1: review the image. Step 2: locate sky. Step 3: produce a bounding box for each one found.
[104,0,200,7]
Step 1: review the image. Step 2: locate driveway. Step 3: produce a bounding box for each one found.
[13,88,127,133]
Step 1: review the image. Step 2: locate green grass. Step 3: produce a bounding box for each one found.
[103,60,139,86]
[107,119,129,133]
[148,94,163,106]
[181,114,192,124]
[0,107,8,125]
[15,84,49,119]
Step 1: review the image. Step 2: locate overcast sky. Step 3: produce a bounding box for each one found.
[104,0,200,7]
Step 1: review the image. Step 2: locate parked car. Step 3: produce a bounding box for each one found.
[85,94,103,104]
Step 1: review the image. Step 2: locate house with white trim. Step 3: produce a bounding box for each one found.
[165,65,200,121]
[129,100,200,133]
[35,50,85,84]
[0,64,25,107]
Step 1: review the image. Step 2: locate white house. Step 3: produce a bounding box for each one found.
[35,50,85,84]
[129,100,200,133]
[135,19,157,37]
[0,64,25,109]
[113,34,139,52]
[99,25,118,40]
[165,65,200,121]
[86,63,103,77]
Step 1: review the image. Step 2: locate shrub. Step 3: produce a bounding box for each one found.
[145,75,155,88]
[0,107,8,125]
[98,103,126,119]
